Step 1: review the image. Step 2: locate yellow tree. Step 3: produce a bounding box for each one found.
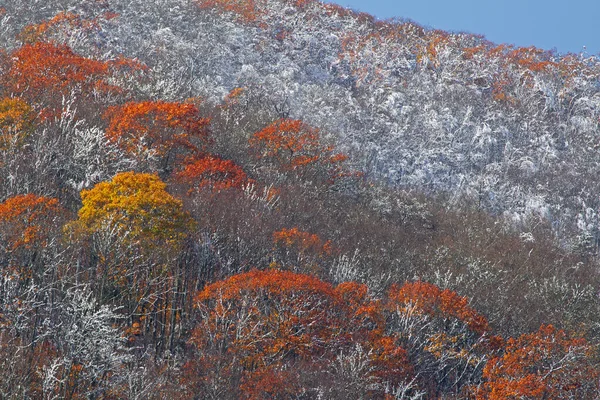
[73,171,196,353]
[0,97,36,150]
[77,171,194,245]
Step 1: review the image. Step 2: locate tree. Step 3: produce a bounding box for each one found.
[331,281,416,398]
[186,269,344,398]
[77,171,194,246]
[72,172,196,354]
[75,171,193,259]
[1,42,132,114]
[386,281,494,397]
[175,154,251,193]
[0,97,35,149]
[477,324,599,399]
[39,287,130,400]
[272,227,333,274]
[0,193,65,276]
[104,101,211,174]
[249,118,348,184]
[186,270,414,399]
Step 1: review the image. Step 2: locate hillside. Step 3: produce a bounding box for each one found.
[0,0,600,398]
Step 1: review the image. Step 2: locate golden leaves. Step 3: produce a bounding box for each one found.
[77,171,195,246]
[0,97,35,149]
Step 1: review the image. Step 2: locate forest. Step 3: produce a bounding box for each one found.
[1,0,600,398]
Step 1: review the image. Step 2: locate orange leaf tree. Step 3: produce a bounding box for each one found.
[1,42,130,114]
[478,324,599,399]
[104,101,211,174]
[386,281,493,397]
[272,227,334,273]
[0,194,64,272]
[186,270,414,398]
[249,118,348,183]
[332,281,415,397]
[175,154,251,193]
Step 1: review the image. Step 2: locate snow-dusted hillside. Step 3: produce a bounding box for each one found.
[3,1,600,398]
[4,0,600,247]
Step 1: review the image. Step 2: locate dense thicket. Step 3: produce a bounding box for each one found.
[0,0,599,398]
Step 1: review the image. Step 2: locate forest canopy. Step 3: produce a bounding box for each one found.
[0,0,599,398]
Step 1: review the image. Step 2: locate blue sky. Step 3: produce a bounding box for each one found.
[327,0,600,55]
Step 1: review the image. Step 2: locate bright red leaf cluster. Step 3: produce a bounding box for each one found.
[175,154,251,193]
[3,42,120,107]
[250,118,349,182]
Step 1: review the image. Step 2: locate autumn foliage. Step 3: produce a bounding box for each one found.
[271,227,334,274]
[105,101,211,171]
[1,0,600,398]
[175,154,251,192]
[478,324,599,399]
[196,0,264,23]
[186,269,413,398]
[0,194,63,251]
[250,118,348,182]
[0,97,35,148]
[388,281,490,335]
[2,42,122,108]
[273,227,333,254]
[77,171,195,245]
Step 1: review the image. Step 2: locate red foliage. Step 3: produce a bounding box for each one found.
[175,154,251,192]
[196,0,264,23]
[250,118,349,182]
[478,324,599,399]
[195,268,338,304]
[335,281,411,385]
[4,42,109,98]
[388,281,490,336]
[187,270,414,397]
[273,227,333,256]
[0,194,63,250]
[1,42,142,113]
[104,100,211,162]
